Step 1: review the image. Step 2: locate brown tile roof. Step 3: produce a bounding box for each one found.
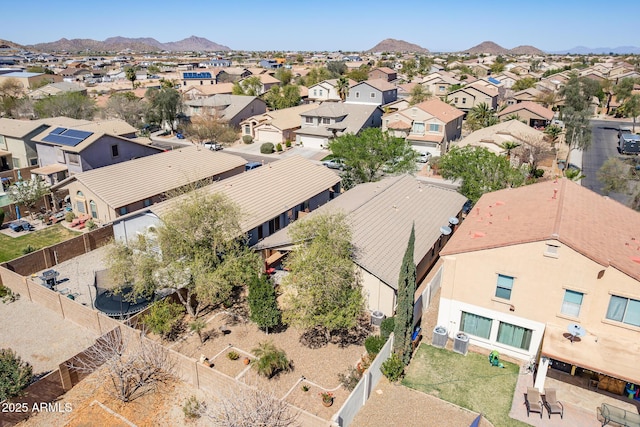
[387,120,411,130]
[371,67,396,75]
[498,101,554,121]
[413,98,465,123]
[361,79,396,92]
[441,178,640,281]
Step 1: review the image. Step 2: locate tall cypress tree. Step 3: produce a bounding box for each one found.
[248,274,281,334]
[393,224,417,365]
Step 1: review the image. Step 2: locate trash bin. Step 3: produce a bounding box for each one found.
[371,311,385,326]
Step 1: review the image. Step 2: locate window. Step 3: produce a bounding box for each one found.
[313,89,317,96]
[412,122,425,134]
[322,118,330,124]
[244,124,250,134]
[495,274,514,300]
[606,295,640,327]
[497,322,532,350]
[319,89,323,96]
[56,148,65,164]
[462,97,467,104]
[370,92,376,98]
[29,158,38,166]
[76,191,85,214]
[429,123,440,132]
[0,135,6,150]
[355,91,360,99]
[454,97,458,103]
[545,243,559,257]
[257,225,263,240]
[111,144,119,158]
[89,200,97,219]
[268,216,281,234]
[305,116,313,124]
[438,85,445,92]
[119,207,128,215]
[460,312,492,339]
[68,153,80,165]
[143,199,152,207]
[561,290,584,317]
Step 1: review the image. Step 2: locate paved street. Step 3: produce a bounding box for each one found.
[583,119,632,205]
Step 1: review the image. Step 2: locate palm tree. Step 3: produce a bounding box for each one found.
[544,124,563,148]
[499,141,520,159]
[251,341,291,378]
[466,102,499,131]
[503,113,523,122]
[336,77,349,101]
[125,67,137,89]
[409,84,432,105]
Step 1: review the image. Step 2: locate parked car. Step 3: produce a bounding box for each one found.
[176,133,185,139]
[322,158,345,170]
[416,152,432,163]
[245,161,262,171]
[618,126,632,139]
[204,142,223,151]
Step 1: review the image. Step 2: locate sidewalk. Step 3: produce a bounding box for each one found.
[224,140,330,162]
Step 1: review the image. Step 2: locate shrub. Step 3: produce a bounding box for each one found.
[260,142,274,154]
[252,341,291,378]
[533,169,544,178]
[142,300,185,340]
[285,140,292,148]
[65,211,76,222]
[338,366,362,391]
[21,245,36,255]
[0,348,33,401]
[189,319,206,343]
[301,384,309,392]
[365,335,386,356]
[0,286,19,304]
[0,209,5,225]
[86,219,97,230]
[276,143,283,152]
[227,350,239,360]
[182,395,205,420]
[380,316,395,339]
[381,353,404,382]
[242,135,253,144]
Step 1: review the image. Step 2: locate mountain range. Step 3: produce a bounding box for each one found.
[368,39,429,53]
[549,46,640,55]
[26,36,231,52]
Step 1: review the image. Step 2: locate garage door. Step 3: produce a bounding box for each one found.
[299,135,327,150]
[256,129,282,144]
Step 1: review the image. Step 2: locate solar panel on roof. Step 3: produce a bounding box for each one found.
[64,129,93,139]
[49,127,66,135]
[41,128,94,147]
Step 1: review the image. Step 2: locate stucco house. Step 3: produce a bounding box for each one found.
[255,175,467,318]
[0,118,51,169]
[420,72,460,99]
[368,67,397,82]
[28,82,87,100]
[345,79,397,106]
[497,101,554,128]
[0,71,62,90]
[112,156,341,247]
[436,178,640,392]
[183,95,267,127]
[52,146,246,222]
[382,99,464,156]
[240,104,319,144]
[307,78,357,103]
[455,119,545,156]
[447,83,499,113]
[295,102,383,149]
[31,119,163,178]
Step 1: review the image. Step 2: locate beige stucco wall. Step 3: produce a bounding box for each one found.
[361,267,396,317]
[437,240,640,360]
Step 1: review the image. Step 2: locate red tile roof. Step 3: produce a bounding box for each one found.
[413,98,465,123]
[441,178,640,281]
[387,120,411,130]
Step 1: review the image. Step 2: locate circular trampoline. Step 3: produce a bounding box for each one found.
[94,270,153,319]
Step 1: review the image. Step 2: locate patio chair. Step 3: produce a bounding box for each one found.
[543,388,564,419]
[525,387,544,418]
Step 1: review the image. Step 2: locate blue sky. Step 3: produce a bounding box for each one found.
[3,0,636,52]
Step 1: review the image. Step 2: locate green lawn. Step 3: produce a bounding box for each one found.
[403,344,530,427]
[0,224,82,263]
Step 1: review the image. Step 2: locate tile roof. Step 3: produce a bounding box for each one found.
[55,146,246,210]
[413,98,465,123]
[256,175,467,289]
[371,67,396,75]
[456,119,545,154]
[0,118,49,138]
[32,119,140,153]
[387,120,411,130]
[185,95,264,122]
[242,104,318,131]
[359,78,397,92]
[441,178,640,282]
[297,103,380,137]
[150,156,341,233]
[498,101,554,121]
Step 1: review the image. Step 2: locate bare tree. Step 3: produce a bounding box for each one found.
[66,327,175,402]
[513,133,552,177]
[205,386,300,427]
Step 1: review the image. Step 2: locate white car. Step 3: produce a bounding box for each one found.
[322,158,346,170]
[416,152,432,163]
[204,142,223,151]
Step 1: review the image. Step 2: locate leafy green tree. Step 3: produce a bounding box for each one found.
[282,213,364,340]
[596,158,632,195]
[34,92,96,120]
[393,225,417,365]
[499,141,521,159]
[142,300,185,339]
[466,102,499,131]
[189,319,206,343]
[511,77,537,92]
[490,62,505,74]
[302,67,334,87]
[418,56,434,74]
[248,274,281,333]
[402,58,417,80]
[560,73,600,113]
[147,64,161,75]
[233,76,262,96]
[618,94,640,132]
[7,177,51,219]
[0,348,33,401]
[613,77,639,103]
[327,61,347,76]
[439,146,525,203]
[145,86,182,132]
[347,66,370,82]
[562,106,591,168]
[125,66,138,89]
[336,76,350,101]
[263,84,301,110]
[328,128,417,187]
[103,92,148,128]
[0,78,25,117]
[274,68,293,85]
[185,115,238,144]
[409,84,431,105]
[544,124,563,146]
[106,192,261,317]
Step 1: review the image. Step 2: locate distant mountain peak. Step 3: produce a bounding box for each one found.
[463,41,509,54]
[369,38,429,53]
[28,36,231,52]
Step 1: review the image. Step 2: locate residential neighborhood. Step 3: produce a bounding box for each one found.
[1,17,640,427]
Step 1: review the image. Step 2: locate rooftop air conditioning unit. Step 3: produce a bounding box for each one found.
[432,326,448,348]
[371,310,385,326]
[453,332,469,356]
